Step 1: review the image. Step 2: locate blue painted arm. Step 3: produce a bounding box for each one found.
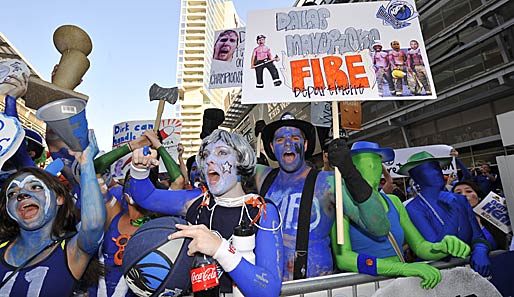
[464,199,491,276]
[228,202,283,297]
[4,95,34,169]
[455,158,471,181]
[76,131,106,255]
[127,167,202,216]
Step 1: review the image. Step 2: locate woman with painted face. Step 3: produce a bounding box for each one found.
[0,130,105,296]
[452,181,511,250]
[125,129,283,296]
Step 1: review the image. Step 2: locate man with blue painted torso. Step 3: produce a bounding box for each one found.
[255,113,390,280]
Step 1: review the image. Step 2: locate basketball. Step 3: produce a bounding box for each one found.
[122,216,193,297]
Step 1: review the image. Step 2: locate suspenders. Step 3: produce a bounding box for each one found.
[260,167,319,279]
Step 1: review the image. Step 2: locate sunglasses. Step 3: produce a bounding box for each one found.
[113,234,131,266]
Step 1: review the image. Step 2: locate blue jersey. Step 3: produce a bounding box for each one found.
[350,194,404,258]
[0,241,76,297]
[89,212,136,297]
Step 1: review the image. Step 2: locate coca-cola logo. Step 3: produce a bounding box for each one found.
[191,267,217,284]
[190,264,219,292]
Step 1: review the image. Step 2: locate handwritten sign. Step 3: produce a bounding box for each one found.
[474,191,511,234]
[0,113,25,169]
[112,119,182,179]
[209,27,245,89]
[384,145,456,178]
[242,1,435,104]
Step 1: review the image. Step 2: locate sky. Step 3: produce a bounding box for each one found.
[2,0,294,151]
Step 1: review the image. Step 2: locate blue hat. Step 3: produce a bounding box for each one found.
[350,141,394,162]
[24,129,44,147]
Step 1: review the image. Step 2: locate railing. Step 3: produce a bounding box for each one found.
[280,250,506,297]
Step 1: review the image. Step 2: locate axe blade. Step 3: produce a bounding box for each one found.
[149,83,179,104]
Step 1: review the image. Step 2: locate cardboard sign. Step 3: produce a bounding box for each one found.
[384,145,457,178]
[0,113,25,169]
[111,119,182,179]
[209,27,245,89]
[242,0,436,104]
[474,191,512,234]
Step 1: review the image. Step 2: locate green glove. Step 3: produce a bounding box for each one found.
[400,262,442,289]
[431,235,470,259]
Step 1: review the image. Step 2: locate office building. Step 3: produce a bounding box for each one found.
[176,0,240,156]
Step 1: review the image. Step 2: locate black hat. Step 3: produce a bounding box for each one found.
[200,108,225,139]
[261,112,316,161]
[256,35,266,42]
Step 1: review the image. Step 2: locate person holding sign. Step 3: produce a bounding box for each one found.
[452,180,512,250]
[401,151,492,277]
[257,113,390,281]
[251,35,282,88]
[331,142,470,289]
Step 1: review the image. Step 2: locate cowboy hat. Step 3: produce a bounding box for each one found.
[398,151,452,176]
[261,112,316,161]
[350,141,394,162]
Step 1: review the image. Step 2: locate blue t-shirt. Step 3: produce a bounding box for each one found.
[0,241,76,297]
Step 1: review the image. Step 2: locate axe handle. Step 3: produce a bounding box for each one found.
[154,100,166,133]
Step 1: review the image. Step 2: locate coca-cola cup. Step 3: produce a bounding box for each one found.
[190,253,220,297]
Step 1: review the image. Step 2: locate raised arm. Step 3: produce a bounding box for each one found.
[67,130,106,278]
[143,130,184,189]
[327,138,390,236]
[126,147,202,216]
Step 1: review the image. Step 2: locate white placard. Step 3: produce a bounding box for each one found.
[384,145,456,178]
[0,113,25,169]
[474,191,511,234]
[209,27,245,89]
[111,119,182,179]
[242,0,436,104]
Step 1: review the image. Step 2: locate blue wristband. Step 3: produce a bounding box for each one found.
[357,254,378,276]
[143,146,150,156]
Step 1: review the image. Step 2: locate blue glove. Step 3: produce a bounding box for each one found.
[470,243,491,277]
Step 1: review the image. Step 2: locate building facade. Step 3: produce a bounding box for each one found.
[225,0,514,174]
[175,0,240,156]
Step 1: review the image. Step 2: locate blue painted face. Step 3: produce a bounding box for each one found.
[5,173,61,230]
[272,127,306,172]
[200,140,238,197]
[189,161,200,185]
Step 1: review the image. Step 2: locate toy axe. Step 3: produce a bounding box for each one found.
[149,83,178,133]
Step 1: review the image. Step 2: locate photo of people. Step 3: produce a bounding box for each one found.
[213,29,239,62]
[370,39,432,97]
[251,34,281,88]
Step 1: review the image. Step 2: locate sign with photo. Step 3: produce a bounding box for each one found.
[242,0,435,104]
[111,119,182,178]
[209,27,245,89]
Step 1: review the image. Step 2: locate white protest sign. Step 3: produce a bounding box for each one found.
[0,59,30,94]
[111,119,181,179]
[385,145,457,178]
[242,0,436,104]
[209,27,245,89]
[372,267,501,297]
[0,113,25,169]
[474,191,511,234]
